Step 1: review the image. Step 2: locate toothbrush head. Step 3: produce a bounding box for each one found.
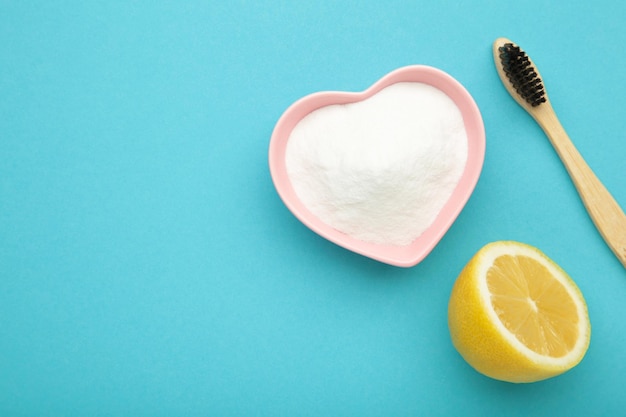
[497,42,547,107]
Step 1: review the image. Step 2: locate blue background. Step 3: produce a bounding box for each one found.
[2,1,625,416]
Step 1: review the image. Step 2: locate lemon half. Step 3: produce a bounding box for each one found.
[448,241,591,383]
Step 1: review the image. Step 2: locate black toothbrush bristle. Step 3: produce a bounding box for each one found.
[499,43,547,107]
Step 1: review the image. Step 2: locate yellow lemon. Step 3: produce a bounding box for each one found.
[448,241,591,383]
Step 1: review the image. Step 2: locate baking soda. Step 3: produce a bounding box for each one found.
[285,82,468,246]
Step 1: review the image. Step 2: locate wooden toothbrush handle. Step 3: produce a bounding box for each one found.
[536,108,626,267]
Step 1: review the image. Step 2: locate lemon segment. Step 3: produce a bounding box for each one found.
[448,241,591,383]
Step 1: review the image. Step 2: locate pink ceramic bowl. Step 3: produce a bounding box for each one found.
[269,65,485,267]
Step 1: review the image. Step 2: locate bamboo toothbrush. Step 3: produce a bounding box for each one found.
[493,37,626,268]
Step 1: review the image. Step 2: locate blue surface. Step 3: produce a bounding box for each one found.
[1,1,625,416]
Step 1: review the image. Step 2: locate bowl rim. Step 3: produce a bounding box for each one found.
[268,65,485,267]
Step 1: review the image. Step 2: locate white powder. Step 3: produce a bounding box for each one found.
[285,82,468,246]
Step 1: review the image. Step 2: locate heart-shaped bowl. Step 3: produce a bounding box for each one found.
[269,65,485,267]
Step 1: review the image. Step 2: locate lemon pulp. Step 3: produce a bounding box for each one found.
[487,254,579,358]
